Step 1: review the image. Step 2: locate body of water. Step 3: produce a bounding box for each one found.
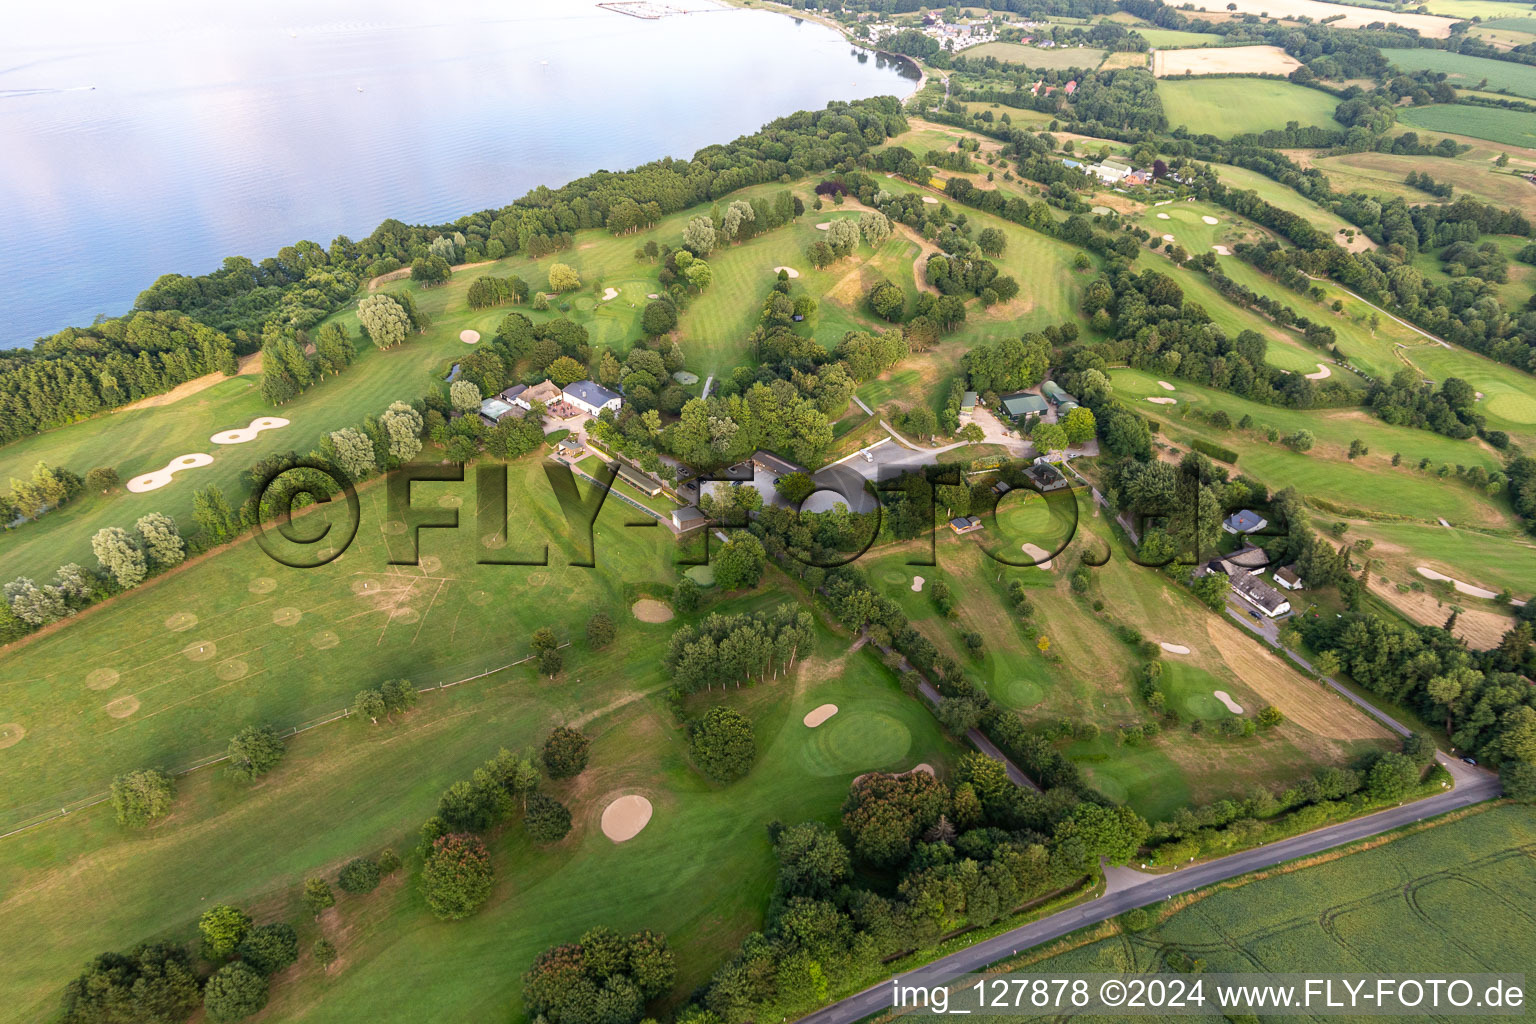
[0,0,915,346]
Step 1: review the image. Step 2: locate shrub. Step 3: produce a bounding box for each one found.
[688,706,757,783]
[235,923,298,976]
[198,904,252,958]
[302,878,334,917]
[525,792,573,844]
[377,847,401,874]
[541,726,591,779]
[109,768,174,828]
[313,939,337,966]
[422,834,493,920]
[337,857,381,895]
[585,612,616,649]
[203,962,268,1023]
[1189,438,1238,463]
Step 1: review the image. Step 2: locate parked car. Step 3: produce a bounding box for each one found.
[1248,611,1262,622]
[1462,757,1477,766]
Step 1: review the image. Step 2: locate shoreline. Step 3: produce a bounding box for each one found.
[724,0,927,99]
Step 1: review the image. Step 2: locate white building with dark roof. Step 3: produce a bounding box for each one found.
[561,380,622,417]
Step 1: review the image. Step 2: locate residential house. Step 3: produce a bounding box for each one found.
[1222,509,1268,535]
[513,379,562,411]
[562,380,622,417]
[1195,559,1291,617]
[1089,159,1132,186]
[1273,565,1305,591]
[948,515,984,535]
[1023,462,1068,492]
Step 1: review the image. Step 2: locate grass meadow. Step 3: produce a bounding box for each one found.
[1310,149,1536,220]
[1382,47,1536,99]
[1004,803,1536,986]
[1157,79,1341,136]
[960,42,1107,69]
[1398,103,1536,148]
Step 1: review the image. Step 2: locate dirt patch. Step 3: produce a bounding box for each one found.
[311,630,341,650]
[601,795,653,842]
[0,723,25,748]
[182,640,217,662]
[1204,618,1390,741]
[1154,44,1301,77]
[803,703,839,728]
[118,352,261,412]
[105,695,141,718]
[216,659,249,681]
[1370,577,1510,650]
[632,599,674,623]
[85,668,120,691]
[468,590,492,606]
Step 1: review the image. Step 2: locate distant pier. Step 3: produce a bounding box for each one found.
[597,0,728,18]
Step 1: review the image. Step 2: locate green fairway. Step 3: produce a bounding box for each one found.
[1382,48,1536,99]
[1158,78,1341,136]
[1011,803,1536,977]
[1398,103,1536,148]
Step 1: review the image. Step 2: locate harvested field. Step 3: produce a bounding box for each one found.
[1369,577,1511,650]
[1153,44,1300,77]
[1188,0,1458,37]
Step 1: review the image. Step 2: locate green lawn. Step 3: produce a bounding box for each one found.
[1157,78,1341,137]
[1398,103,1536,149]
[1011,803,1536,978]
[960,42,1107,69]
[1383,47,1536,99]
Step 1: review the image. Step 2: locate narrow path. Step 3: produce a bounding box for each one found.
[700,374,714,399]
[852,393,873,415]
[1305,273,1451,349]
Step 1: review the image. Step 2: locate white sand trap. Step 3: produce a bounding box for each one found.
[1146,396,1177,405]
[0,723,26,748]
[1156,212,1171,220]
[1416,567,1502,600]
[646,292,659,299]
[815,222,832,230]
[1305,363,1332,380]
[921,196,939,204]
[803,703,839,728]
[772,266,800,278]
[1202,215,1219,225]
[85,668,120,691]
[1162,233,1175,242]
[1214,691,1243,714]
[601,287,619,301]
[911,576,925,592]
[601,795,653,842]
[1159,642,1191,654]
[105,695,141,719]
[632,598,674,623]
[211,417,289,445]
[459,329,480,344]
[1157,380,1175,391]
[1475,391,1485,400]
[1022,543,1054,570]
[1210,244,1231,256]
[127,453,214,492]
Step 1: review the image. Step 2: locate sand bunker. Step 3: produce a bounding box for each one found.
[1213,691,1244,714]
[815,222,832,230]
[632,599,674,623]
[1156,212,1170,220]
[164,612,198,632]
[1202,215,1219,225]
[1305,363,1332,380]
[0,723,26,748]
[211,417,289,445]
[1416,567,1506,601]
[646,292,659,299]
[911,576,925,592]
[772,266,800,278]
[803,703,839,728]
[601,287,619,301]
[459,329,480,344]
[1162,233,1175,242]
[183,641,217,662]
[272,607,302,626]
[853,763,936,787]
[1159,642,1191,654]
[921,196,939,204]
[1146,396,1177,405]
[1022,543,1054,570]
[249,577,276,594]
[1157,381,1175,391]
[127,453,214,492]
[1210,244,1231,256]
[105,696,141,719]
[601,795,653,842]
[86,668,120,691]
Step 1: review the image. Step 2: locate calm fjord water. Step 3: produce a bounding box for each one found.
[1,0,913,346]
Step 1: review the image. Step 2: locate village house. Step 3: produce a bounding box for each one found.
[562,380,622,418]
[1273,565,1305,591]
[513,379,562,412]
[1222,509,1268,535]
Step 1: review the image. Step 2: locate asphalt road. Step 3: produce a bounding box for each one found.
[796,773,1502,1024]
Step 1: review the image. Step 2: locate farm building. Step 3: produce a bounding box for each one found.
[563,380,622,417]
[1222,509,1268,535]
[959,391,978,421]
[1273,565,1305,591]
[1040,380,1076,407]
[514,379,562,411]
[671,505,709,532]
[949,515,984,535]
[1000,392,1049,421]
[1226,545,1271,571]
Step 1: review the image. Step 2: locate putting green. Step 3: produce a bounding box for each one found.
[881,568,909,586]
[1484,391,1536,425]
[1084,769,1129,804]
[684,564,716,587]
[799,710,912,777]
[991,677,1045,709]
[573,296,597,312]
[1182,691,1225,719]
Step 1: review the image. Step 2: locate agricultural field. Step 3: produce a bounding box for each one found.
[1008,803,1536,984]
[1397,103,1536,148]
[1179,0,1460,36]
[1157,78,1342,136]
[960,41,1108,69]
[1151,44,1301,77]
[1468,20,1536,49]
[1381,47,1536,99]
[1135,27,1235,47]
[1308,148,1536,219]
[1099,50,1150,70]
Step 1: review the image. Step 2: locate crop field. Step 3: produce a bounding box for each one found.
[1136,28,1235,47]
[1381,48,1536,99]
[855,495,1392,822]
[1157,78,1342,136]
[960,41,1108,69]
[1421,0,1536,20]
[1099,50,1150,70]
[1007,804,1536,985]
[1151,44,1300,77]
[1310,149,1536,219]
[1183,0,1460,36]
[0,589,957,1023]
[1397,103,1536,148]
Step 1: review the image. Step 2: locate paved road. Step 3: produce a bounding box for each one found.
[796,771,1501,1024]
[916,680,1042,793]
